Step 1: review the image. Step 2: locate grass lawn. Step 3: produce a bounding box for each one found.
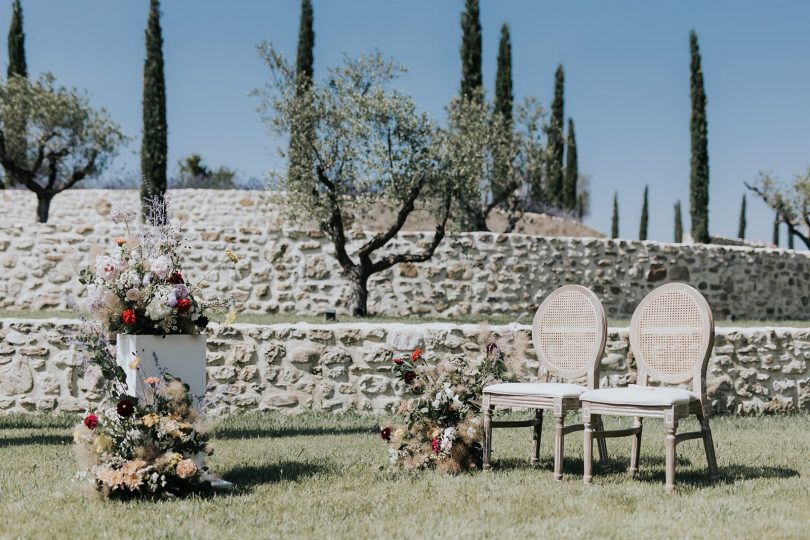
[1,309,808,328]
[0,412,807,539]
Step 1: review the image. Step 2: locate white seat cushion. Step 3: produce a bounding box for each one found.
[483,382,587,398]
[580,386,699,407]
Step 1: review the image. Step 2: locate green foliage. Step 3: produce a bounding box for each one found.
[0,74,126,222]
[295,0,314,92]
[141,0,168,223]
[460,0,483,103]
[546,65,565,207]
[491,23,513,222]
[738,194,746,239]
[172,154,236,189]
[689,30,710,243]
[674,200,683,243]
[611,191,619,239]
[639,185,649,241]
[256,47,485,314]
[494,23,512,124]
[563,118,578,211]
[4,0,27,190]
[747,169,810,249]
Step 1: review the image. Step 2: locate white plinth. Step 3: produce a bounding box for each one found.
[116,334,207,406]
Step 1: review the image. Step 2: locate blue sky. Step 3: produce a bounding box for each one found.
[3,1,810,245]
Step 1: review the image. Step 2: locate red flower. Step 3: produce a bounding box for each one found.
[393,358,404,365]
[411,348,422,362]
[176,297,192,314]
[121,309,136,326]
[380,427,392,441]
[431,437,440,454]
[168,272,184,284]
[116,399,135,418]
[403,371,416,384]
[83,414,98,430]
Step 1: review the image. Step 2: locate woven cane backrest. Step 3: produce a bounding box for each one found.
[532,285,607,383]
[630,283,714,386]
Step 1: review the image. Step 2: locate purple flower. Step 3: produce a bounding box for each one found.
[173,284,190,299]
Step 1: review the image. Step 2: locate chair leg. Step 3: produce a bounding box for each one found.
[594,414,608,466]
[629,417,643,476]
[553,411,565,481]
[482,395,493,471]
[531,409,543,464]
[583,410,593,484]
[664,423,677,493]
[697,410,719,480]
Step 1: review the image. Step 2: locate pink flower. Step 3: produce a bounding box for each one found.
[144,377,160,386]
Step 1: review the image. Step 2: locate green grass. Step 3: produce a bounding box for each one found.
[1,309,808,328]
[0,412,807,538]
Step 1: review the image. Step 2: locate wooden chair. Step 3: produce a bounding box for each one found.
[482,285,609,479]
[580,282,719,493]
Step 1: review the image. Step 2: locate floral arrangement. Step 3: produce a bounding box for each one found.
[73,326,220,498]
[381,343,518,473]
[79,199,237,335]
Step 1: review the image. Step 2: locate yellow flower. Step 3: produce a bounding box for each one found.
[95,434,113,454]
[428,427,442,440]
[225,248,238,263]
[175,458,198,479]
[224,309,237,325]
[128,356,141,369]
[141,413,160,428]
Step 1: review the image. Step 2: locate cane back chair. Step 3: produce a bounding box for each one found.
[580,282,719,492]
[483,285,608,479]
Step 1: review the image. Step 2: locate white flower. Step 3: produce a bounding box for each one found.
[95,256,121,281]
[85,285,119,316]
[150,256,171,279]
[116,269,141,291]
[110,205,137,224]
[145,286,175,321]
[440,427,456,453]
[125,288,143,302]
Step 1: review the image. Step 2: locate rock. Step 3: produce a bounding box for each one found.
[0,360,34,395]
[647,264,667,282]
[290,344,321,364]
[262,393,299,408]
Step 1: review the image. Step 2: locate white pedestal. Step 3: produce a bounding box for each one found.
[116,334,207,406]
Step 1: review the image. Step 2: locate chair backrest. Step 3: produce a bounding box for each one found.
[531,285,607,389]
[629,283,714,397]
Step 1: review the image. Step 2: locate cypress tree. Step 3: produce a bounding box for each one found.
[494,24,512,124]
[4,0,27,189]
[295,0,314,92]
[460,0,482,103]
[141,0,168,223]
[563,118,578,211]
[689,30,710,243]
[546,65,565,206]
[639,185,649,241]
[674,200,683,242]
[737,194,747,239]
[611,192,619,239]
[773,213,780,247]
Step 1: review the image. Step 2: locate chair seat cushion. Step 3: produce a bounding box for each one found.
[483,382,587,398]
[580,386,699,407]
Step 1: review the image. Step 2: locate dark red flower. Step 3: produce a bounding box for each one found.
[116,399,135,418]
[167,272,184,284]
[194,315,210,329]
[121,309,136,326]
[411,348,422,362]
[380,427,392,441]
[393,358,404,365]
[403,371,416,384]
[176,297,192,314]
[431,437,440,454]
[83,414,98,430]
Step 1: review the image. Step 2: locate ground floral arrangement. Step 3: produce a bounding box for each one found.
[79,198,237,335]
[381,343,519,473]
[73,324,220,499]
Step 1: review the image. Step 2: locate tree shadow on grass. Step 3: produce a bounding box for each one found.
[489,454,692,475]
[213,426,374,440]
[0,434,73,446]
[220,461,324,494]
[631,463,800,489]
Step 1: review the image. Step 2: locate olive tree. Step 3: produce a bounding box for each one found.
[256,46,484,316]
[746,170,810,249]
[0,74,126,222]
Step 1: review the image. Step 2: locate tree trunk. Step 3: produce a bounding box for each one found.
[350,271,370,317]
[36,193,52,223]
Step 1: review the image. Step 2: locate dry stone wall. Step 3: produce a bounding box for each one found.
[0,222,808,320]
[0,319,807,415]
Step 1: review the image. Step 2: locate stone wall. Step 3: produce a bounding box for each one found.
[0,318,807,415]
[0,222,808,320]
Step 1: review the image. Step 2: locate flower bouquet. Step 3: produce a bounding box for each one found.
[381,344,517,473]
[73,328,222,499]
[78,201,237,336]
